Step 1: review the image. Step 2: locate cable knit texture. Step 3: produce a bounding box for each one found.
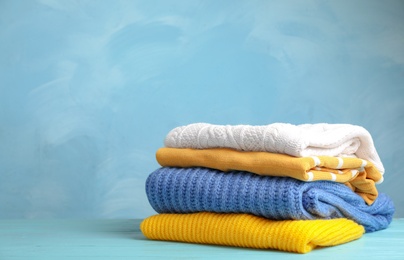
[146,167,395,232]
[140,212,365,254]
[156,147,382,204]
[164,123,384,174]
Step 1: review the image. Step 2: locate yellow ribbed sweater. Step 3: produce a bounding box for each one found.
[140,212,365,254]
[156,147,382,204]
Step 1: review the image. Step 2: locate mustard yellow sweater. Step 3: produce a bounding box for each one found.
[156,147,382,204]
[140,212,365,254]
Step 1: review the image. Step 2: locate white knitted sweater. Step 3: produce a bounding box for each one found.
[164,123,384,175]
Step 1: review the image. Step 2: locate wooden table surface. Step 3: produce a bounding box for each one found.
[1,218,403,259]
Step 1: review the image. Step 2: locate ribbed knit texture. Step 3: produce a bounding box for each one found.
[140,212,365,254]
[164,122,384,174]
[156,147,382,204]
[146,167,395,232]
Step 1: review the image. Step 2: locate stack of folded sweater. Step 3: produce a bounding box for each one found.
[140,123,395,254]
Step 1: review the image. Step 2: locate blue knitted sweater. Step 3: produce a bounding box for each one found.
[146,167,395,233]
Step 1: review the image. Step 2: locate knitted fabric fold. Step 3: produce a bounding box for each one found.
[140,212,365,254]
[164,122,384,175]
[156,147,382,205]
[146,167,395,232]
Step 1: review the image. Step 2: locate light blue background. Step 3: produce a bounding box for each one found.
[1,0,403,219]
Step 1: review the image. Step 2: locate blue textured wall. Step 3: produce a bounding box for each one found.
[1,0,403,219]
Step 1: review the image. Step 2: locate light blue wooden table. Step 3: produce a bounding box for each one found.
[1,219,403,259]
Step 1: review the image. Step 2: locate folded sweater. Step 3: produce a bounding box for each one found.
[141,212,365,254]
[146,167,395,232]
[164,123,384,174]
[156,147,382,204]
